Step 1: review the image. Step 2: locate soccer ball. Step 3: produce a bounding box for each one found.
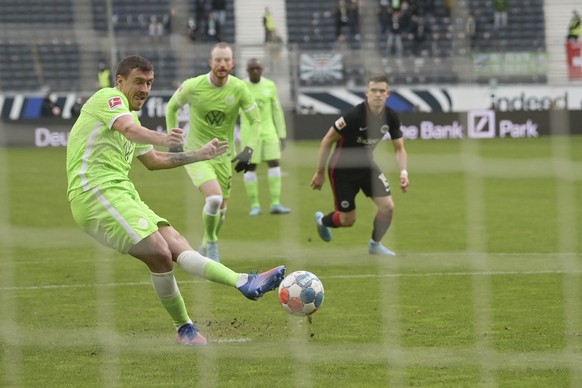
[278,270,324,316]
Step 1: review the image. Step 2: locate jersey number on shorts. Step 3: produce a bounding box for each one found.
[378,173,390,192]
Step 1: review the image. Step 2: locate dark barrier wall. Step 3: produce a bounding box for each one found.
[1,111,581,147]
[291,110,580,140]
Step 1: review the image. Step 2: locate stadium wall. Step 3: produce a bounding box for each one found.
[4,85,582,121]
[1,110,580,147]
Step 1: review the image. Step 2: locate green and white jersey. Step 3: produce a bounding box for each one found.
[166,73,261,162]
[66,87,153,201]
[241,76,286,140]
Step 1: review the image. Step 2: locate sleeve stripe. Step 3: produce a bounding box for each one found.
[243,103,257,113]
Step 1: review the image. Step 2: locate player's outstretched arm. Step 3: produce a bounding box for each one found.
[112,115,184,148]
[138,138,229,170]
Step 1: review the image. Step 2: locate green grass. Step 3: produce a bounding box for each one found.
[1,137,582,387]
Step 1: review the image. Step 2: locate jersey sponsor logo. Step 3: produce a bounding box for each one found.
[206,110,225,126]
[108,96,123,110]
[137,218,150,229]
[356,136,381,146]
[335,117,346,130]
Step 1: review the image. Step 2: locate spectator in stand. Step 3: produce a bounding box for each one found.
[41,91,61,117]
[567,10,581,41]
[442,0,452,17]
[206,11,221,42]
[211,0,226,28]
[149,16,164,41]
[98,62,112,89]
[187,17,198,41]
[334,0,349,41]
[378,0,391,37]
[263,7,277,43]
[386,11,404,56]
[493,0,509,30]
[70,96,84,117]
[416,0,435,23]
[409,15,431,56]
[166,7,178,35]
[390,0,401,12]
[195,0,209,41]
[466,13,477,49]
[347,0,360,42]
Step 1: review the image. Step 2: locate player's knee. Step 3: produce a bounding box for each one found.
[155,255,173,272]
[379,207,393,217]
[379,200,394,215]
[156,247,174,267]
[142,246,174,272]
[204,194,223,215]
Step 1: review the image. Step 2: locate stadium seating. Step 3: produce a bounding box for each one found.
[187,0,236,43]
[37,41,81,91]
[0,43,40,90]
[469,0,546,53]
[0,0,547,92]
[91,0,172,34]
[0,0,73,25]
[286,0,546,86]
[286,0,338,50]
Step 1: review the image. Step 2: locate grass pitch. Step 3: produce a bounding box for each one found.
[1,137,582,387]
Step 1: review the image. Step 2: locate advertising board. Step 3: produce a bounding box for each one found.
[1,111,580,147]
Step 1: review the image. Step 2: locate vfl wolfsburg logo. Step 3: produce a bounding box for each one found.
[206,110,225,126]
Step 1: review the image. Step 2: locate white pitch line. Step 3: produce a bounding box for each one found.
[213,338,252,344]
[2,269,581,292]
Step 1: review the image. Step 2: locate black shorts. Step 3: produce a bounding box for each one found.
[329,165,391,212]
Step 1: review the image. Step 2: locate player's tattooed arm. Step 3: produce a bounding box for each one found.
[138,139,229,170]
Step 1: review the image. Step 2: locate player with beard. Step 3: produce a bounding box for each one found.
[67,55,285,346]
[166,42,262,262]
[310,74,410,256]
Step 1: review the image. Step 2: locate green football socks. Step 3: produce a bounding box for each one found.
[161,295,191,329]
[150,271,190,328]
[202,208,221,242]
[244,172,260,208]
[177,250,239,287]
[268,172,282,206]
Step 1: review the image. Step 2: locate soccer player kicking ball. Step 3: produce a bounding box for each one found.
[66,55,285,346]
[310,74,410,256]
